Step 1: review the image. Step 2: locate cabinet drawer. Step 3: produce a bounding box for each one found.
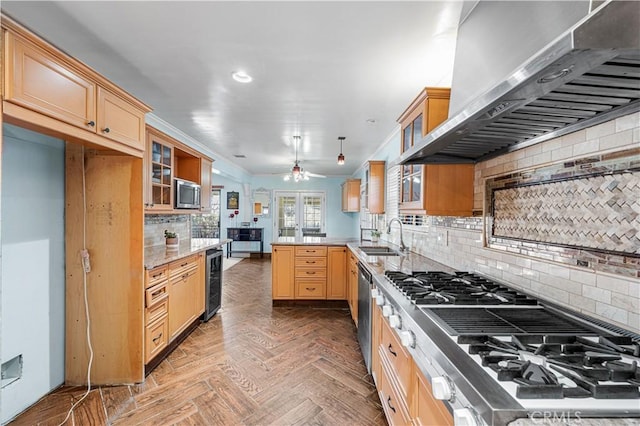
[145,297,168,325]
[294,257,327,268]
[295,280,326,299]
[295,267,327,278]
[146,265,168,289]
[380,317,411,400]
[145,281,168,308]
[378,350,411,426]
[169,254,198,278]
[145,315,168,363]
[295,246,327,257]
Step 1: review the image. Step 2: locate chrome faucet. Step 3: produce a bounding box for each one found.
[387,217,407,252]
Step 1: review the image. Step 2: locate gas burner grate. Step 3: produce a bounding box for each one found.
[384,271,538,306]
[424,307,598,336]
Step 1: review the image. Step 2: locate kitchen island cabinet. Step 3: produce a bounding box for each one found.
[271,239,356,302]
[272,245,295,299]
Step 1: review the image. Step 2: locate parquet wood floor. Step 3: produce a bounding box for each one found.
[9,258,385,426]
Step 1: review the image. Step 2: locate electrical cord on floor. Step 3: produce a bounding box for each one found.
[58,147,94,426]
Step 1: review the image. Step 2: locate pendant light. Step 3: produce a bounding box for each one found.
[337,136,345,165]
[292,136,302,177]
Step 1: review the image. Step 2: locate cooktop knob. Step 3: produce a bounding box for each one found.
[453,408,480,426]
[371,288,379,298]
[382,305,394,317]
[375,295,385,306]
[399,330,415,348]
[432,376,454,401]
[389,314,401,329]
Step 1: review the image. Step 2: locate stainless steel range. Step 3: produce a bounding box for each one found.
[373,270,640,425]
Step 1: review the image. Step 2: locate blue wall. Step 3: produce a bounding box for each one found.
[1,124,65,422]
[215,174,360,253]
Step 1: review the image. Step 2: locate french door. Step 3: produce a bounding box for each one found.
[274,191,326,239]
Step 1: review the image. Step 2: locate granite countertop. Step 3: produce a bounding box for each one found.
[145,238,231,269]
[346,241,456,276]
[271,236,360,246]
[272,236,455,275]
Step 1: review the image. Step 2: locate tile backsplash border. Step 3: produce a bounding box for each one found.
[485,148,640,278]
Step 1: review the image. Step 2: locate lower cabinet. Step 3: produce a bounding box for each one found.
[347,248,359,324]
[373,302,453,426]
[412,364,454,426]
[379,351,412,425]
[271,245,347,300]
[168,260,200,338]
[144,253,205,365]
[272,245,295,299]
[327,247,347,299]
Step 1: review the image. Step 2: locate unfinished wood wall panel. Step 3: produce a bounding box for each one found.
[65,143,144,385]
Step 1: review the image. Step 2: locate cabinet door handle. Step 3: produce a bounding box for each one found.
[152,272,163,279]
[387,396,396,413]
[87,120,95,127]
[182,273,189,280]
[152,333,163,344]
[306,261,315,264]
[102,127,110,133]
[388,344,397,357]
[181,262,188,267]
[306,287,315,291]
[306,271,316,275]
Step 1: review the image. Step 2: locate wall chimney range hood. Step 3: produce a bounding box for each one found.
[399,1,640,165]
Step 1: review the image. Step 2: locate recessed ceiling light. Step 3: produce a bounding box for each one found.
[232,70,253,83]
[233,154,246,158]
[366,118,377,124]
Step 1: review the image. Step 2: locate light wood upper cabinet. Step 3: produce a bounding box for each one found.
[145,128,174,211]
[144,126,214,213]
[327,247,347,300]
[4,31,96,130]
[200,158,213,213]
[341,178,361,212]
[398,87,473,216]
[2,24,151,156]
[97,87,146,150]
[365,160,385,214]
[272,246,295,299]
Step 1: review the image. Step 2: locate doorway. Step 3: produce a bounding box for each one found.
[274,191,326,239]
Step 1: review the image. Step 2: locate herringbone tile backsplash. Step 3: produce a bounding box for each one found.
[493,171,640,255]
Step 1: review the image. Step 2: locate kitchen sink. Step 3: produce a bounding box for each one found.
[358,246,401,256]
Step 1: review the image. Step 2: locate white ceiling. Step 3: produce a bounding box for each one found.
[1,1,463,178]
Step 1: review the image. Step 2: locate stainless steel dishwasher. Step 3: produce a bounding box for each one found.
[357,261,373,373]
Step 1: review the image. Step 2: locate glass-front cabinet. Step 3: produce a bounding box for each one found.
[401,113,423,206]
[146,128,174,211]
[397,87,474,217]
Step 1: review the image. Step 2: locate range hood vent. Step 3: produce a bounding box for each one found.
[399,1,640,165]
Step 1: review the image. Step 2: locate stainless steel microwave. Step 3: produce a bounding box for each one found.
[174,178,201,209]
